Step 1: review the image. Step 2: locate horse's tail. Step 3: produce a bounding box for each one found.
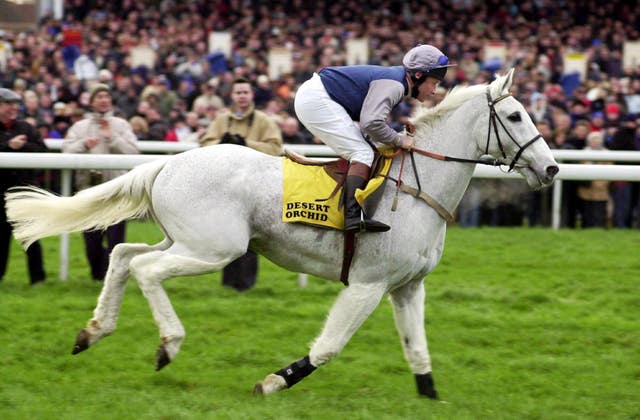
[5,157,169,249]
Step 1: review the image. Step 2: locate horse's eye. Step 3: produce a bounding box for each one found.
[507,112,522,122]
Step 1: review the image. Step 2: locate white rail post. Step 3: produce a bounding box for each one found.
[298,273,308,288]
[551,179,562,230]
[59,169,72,281]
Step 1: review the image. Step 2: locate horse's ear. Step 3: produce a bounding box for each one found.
[501,68,515,93]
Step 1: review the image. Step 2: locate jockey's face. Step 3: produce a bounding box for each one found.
[415,76,441,102]
[231,82,254,112]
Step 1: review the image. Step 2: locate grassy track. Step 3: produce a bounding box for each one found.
[0,222,638,419]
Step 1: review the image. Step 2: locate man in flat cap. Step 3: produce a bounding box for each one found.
[0,88,48,285]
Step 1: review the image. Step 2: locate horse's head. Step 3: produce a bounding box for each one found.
[484,69,559,189]
[411,69,558,189]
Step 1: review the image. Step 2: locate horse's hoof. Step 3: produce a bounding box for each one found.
[71,329,90,355]
[253,374,287,396]
[422,389,439,400]
[415,373,439,400]
[155,345,171,371]
[253,382,265,396]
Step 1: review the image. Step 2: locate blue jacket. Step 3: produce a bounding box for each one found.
[319,65,409,145]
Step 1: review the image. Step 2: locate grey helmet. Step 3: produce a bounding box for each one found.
[403,44,456,99]
[402,44,454,81]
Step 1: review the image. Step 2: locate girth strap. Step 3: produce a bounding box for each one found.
[397,183,455,223]
[340,232,356,286]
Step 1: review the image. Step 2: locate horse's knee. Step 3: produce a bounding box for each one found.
[161,331,185,354]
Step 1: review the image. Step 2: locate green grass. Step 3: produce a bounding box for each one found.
[0,223,638,419]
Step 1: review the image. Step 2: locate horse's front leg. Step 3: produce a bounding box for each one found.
[389,278,438,399]
[254,282,386,395]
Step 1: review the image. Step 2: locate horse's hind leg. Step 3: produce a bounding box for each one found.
[128,248,237,371]
[389,278,438,399]
[73,239,172,355]
[255,282,386,395]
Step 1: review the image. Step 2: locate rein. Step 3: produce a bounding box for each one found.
[407,87,542,170]
[388,87,543,222]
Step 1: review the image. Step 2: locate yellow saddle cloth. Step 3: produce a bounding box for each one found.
[282,157,392,230]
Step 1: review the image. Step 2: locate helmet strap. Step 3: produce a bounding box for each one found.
[410,73,425,99]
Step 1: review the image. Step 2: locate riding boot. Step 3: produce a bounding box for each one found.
[343,162,390,233]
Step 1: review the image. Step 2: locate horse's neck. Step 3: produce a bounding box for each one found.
[400,110,481,214]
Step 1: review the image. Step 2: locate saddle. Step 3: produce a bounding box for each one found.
[282,150,391,227]
[282,149,392,286]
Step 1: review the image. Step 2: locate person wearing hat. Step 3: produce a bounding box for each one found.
[294,44,455,233]
[0,88,48,285]
[192,78,224,116]
[577,131,611,228]
[62,83,139,281]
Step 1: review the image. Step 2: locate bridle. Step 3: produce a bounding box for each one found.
[385,87,544,222]
[483,87,542,171]
[407,86,543,172]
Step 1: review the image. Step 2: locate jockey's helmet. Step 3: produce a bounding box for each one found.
[403,44,454,81]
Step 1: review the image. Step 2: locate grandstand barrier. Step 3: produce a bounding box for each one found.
[3,144,640,281]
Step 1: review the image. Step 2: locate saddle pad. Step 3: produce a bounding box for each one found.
[282,157,392,230]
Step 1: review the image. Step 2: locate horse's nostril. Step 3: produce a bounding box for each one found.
[546,165,559,177]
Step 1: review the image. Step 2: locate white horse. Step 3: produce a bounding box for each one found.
[5,69,558,398]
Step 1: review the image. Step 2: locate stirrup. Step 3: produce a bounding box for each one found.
[344,212,390,233]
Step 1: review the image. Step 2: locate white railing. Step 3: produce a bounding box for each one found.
[45,139,198,154]
[43,139,640,161]
[3,143,640,280]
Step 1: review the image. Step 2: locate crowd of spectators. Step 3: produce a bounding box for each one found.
[1,0,640,228]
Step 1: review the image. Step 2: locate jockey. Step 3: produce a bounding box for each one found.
[295,44,455,233]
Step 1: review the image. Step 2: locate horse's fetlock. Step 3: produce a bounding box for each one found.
[254,374,287,395]
[159,335,184,359]
[309,351,336,367]
[85,321,103,340]
[406,349,431,373]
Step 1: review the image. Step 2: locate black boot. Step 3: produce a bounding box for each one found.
[343,175,390,233]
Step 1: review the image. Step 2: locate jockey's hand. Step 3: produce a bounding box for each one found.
[398,135,414,150]
[405,122,415,136]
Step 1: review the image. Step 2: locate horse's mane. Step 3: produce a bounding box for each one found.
[411,72,510,129]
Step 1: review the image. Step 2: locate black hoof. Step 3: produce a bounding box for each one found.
[252,383,264,396]
[415,372,439,400]
[155,345,171,371]
[72,329,90,355]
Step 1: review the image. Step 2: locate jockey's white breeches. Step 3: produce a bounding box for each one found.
[294,73,374,167]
